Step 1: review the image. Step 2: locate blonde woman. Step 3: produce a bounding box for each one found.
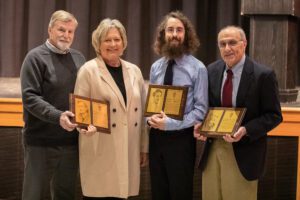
[74,18,148,199]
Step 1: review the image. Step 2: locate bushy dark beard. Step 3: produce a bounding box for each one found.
[161,38,185,59]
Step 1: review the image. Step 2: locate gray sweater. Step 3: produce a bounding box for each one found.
[20,43,85,146]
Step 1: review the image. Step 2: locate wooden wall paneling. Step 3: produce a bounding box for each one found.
[241,0,300,102]
[0,128,23,199]
[0,98,23,127]
[241,0,300,16]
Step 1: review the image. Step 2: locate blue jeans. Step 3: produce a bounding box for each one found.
[22,145,79,200]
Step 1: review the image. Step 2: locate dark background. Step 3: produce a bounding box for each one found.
[0,0,248,79]
[0,0,299,199]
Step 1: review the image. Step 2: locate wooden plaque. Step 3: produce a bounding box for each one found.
[199,107,246,138]
[144,84,188,120]
[69,94,111,133]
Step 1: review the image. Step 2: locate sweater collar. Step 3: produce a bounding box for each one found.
[45,39,69,54]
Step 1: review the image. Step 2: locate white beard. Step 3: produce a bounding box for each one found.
[56,41,71,51]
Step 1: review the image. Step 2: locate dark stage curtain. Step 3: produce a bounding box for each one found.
[0,0,246,79]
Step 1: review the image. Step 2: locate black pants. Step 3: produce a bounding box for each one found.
[149,127,196,200]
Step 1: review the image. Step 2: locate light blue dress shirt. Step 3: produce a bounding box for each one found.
[221,55,245,107]
[149,54,208,131]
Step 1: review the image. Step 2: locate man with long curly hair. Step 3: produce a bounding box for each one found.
[147,11,208,200]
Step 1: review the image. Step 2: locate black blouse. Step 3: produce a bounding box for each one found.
[105,63,127,105]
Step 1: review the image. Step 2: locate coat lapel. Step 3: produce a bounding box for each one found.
[121,59,135,110]
[95,57,127,110]
[210,62,225,106]
[236,56,254,107]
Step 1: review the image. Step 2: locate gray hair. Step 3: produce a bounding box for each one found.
[218,26,247,41]
[48,10,78,28]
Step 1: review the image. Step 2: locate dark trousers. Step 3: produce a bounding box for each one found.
[149,127,196,200]
[22,145,79,200]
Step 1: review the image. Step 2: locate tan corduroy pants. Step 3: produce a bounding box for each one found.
[202,139,258,200]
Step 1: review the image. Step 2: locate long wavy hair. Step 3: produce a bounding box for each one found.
[153,11,200,56]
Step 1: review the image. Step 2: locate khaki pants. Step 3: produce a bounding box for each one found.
[202,139,258,200]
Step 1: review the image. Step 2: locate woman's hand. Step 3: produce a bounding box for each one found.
[79,125,97,136]
[140,152,149,167]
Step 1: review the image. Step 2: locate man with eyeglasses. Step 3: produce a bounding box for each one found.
[194,26,282,200]
[147,11,208,200]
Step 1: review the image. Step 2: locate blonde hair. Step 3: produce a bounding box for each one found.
[48,10,78,28]
[92,18,127,56]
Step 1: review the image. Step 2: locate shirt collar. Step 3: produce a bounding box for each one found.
[164,54,188,66]
[226,54,245,74]
[45,39,69,54]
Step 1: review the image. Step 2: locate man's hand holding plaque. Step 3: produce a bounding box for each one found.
[197,107,246,138]
[223,126,247,142]
[144,85,188,120]
[69,94,111,133]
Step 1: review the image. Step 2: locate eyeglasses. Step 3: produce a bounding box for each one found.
[165,27,184,34]
[218,40,243,48]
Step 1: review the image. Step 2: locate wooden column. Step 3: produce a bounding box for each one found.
[241,0,300,102]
